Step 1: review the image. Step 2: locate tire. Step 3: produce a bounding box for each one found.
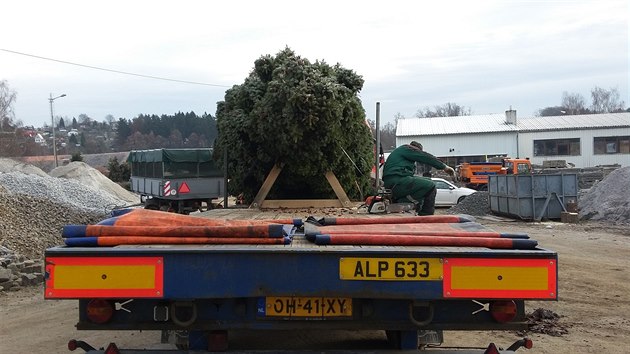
[385,330,401,349]
[457,196,466,204]
[145,203,159,210]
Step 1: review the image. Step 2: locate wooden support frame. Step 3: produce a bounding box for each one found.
[249,164,353,209]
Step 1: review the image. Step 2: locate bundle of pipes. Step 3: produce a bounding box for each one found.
[62,208,294,246]
[59,209,536,249]
[103,208,303,227]
[304,215,537,250]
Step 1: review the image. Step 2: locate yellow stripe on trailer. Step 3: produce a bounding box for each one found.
[451,266,549,291]
[443,258,557,299]
[54,265,156,289]
[45,257,164,298]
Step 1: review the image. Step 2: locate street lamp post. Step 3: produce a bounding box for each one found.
[49,93,66,167]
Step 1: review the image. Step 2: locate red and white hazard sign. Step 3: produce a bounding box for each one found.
[163,181,177,196]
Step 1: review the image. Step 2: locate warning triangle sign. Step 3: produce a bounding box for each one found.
[178,182,190,194]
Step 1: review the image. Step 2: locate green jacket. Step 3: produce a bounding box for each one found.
[382,144,446,186]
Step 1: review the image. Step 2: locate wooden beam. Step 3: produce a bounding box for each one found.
[250,164,283,209]
[325,171,353,208]
[250,166,355,209]
[260,199,344,209]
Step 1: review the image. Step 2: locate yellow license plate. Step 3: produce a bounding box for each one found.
[265,297,352,317]
[339,257,443,281]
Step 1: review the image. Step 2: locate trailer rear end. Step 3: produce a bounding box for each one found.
[128,148,224,214]
[44,210,557,353]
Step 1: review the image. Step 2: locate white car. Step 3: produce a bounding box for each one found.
[431,177,477,206]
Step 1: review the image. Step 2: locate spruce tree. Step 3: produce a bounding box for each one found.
[215,48,374,202]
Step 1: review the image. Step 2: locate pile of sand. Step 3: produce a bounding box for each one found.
[49,161,138,204]
[579,166,630,225]
[0,158,48,177]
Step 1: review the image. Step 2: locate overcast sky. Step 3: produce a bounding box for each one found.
[1,0,628,129]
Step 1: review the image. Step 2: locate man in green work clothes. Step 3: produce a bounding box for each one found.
[382,141,455,215]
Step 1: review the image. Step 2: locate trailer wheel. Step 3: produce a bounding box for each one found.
[144,201,159,210]
[386,330,401,349]
[386,330,419,350]
[174,330,189,350]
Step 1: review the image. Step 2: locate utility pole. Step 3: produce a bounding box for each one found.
[49,93,66,167]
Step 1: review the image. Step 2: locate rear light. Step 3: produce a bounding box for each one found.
[490,300,517,323]
[208,330,229,352]
[86,299,114,324]
[483,343,500,354]
[104,342,121,354]
[67,339,78,351]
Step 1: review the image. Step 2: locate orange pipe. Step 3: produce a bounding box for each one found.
[95,236,289,246]
[306,221,528,239]
[101,209,297,227]
[317,215,473,225]
[309,223,487,234]
[63,236,290,246]
[306,230,524,239]
[313,234,537,249]
[65,224,286,238]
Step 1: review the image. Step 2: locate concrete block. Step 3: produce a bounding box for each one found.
[561,212,579,223]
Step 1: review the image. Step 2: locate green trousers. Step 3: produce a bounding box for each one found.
[384,175,437,215]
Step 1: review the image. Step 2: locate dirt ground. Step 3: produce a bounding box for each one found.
[1,216,629,353]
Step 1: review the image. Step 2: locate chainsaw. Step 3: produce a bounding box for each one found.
[364,195,388,213]
[364,193,415,214]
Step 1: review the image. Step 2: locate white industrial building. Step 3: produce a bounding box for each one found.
[396,111,630,168]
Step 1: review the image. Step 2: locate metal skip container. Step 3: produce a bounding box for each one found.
[488,173,579,221]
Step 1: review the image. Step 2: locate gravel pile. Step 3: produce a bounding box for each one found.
[579,166,630,225]
[445,191,490,216]
[0,157,138,293]
[0,157,48,177]
[0,191,107,292]
[0,192,107,260]
[0,171,131,214]
[50,161,138,204]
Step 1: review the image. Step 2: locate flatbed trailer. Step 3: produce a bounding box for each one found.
[44,210,557,353]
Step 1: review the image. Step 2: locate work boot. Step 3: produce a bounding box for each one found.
[418,187,437,216]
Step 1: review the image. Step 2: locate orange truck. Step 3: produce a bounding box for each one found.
[457,158,532,190]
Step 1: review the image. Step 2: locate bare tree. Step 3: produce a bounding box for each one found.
[380,122,396,151]
[415,102,471,118]
[366,119,396,151]
[78,113,92,125]
[393,112,404,125]
[104,114,115,126]
[537,106,566,117]
[591,87,625,113]
[561,92,586,115]
[0,80,17,131]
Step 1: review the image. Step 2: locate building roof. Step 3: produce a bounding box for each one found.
[396,114,518,136]
[516,113,630,132]
[397,112,630,136]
